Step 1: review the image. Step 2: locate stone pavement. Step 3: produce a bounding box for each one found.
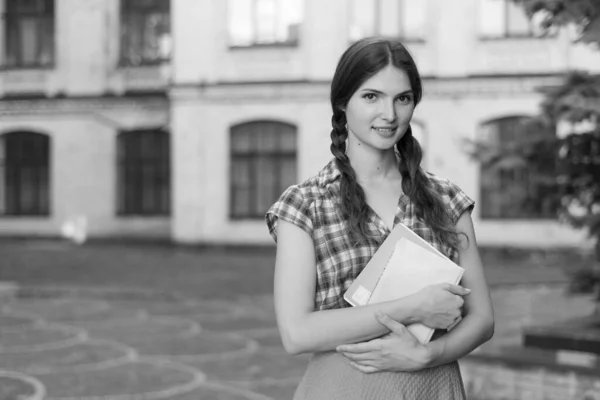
[0,240,597,399]
[1,284,597,400]
[0,290,309,400]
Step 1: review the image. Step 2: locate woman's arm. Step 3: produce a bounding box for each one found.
[275,220,469,355]
[423,211,495,367]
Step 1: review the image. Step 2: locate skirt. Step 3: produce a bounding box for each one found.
[293,351,466,400]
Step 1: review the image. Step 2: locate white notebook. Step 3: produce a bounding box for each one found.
[344,222,451,308]
[368,237,464,344]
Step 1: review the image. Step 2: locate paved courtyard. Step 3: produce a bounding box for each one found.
[0,239,596,399]
[1,289,309,400]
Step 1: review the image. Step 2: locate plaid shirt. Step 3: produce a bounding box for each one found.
[266,158,475,311]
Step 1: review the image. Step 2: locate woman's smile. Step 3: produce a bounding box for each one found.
[372,126,399,137]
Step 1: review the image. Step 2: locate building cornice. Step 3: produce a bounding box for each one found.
[0,74,568,113]
[170,74,567,102]
[0,94,168,116]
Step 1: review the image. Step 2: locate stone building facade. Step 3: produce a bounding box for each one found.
[1,0,598,247]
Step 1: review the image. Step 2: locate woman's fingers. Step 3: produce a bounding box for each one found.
[341,351,377,362]
[375,312,407,335]
[349,361,380,374]
[445,284,471,296]
[337,340,380,354]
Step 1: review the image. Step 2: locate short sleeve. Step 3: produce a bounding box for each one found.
[445,180,475,224]
[265,185,314,243]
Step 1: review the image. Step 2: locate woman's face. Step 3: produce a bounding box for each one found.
[344,64,415,152]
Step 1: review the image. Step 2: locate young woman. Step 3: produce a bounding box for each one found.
[265,37,494,399]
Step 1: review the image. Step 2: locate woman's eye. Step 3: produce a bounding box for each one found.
[396,95,412,103]
[363,93,377,101]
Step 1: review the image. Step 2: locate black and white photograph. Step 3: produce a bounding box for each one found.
[0,0,599,399]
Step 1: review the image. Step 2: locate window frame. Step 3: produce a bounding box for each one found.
[477,0,555,40]
[479,116,558,220]
[116,128,171,216]
[2,0,55,69]
[0,131,51,216]
[348,0,427,44]
[229,120,297,220]
[227,0,303,49]
[119,0,171,67]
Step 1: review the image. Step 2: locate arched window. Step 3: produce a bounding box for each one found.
[117,129,170,215]
[479,116,557,219]
[0,131,50,215]
[230,121,297,219]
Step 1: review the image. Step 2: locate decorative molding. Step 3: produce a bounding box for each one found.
[0,75,566,114]
[169,81,329,103]
[423,75,564,97]
[170,74,565,103]
[120,65,170,91]
[0,96,169,116]
[0,69,51,95]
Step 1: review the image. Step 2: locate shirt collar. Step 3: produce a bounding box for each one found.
[317,158,342,187]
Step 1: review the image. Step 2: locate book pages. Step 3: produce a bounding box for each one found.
[368,237,464,344]
[344,222,450,307]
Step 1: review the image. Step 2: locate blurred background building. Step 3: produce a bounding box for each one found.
[0,0,598,247]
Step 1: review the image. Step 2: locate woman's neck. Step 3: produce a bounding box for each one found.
[346,147,400,184]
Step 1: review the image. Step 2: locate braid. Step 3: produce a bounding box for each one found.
[330,110,377,245]
[330,111,348,159]
[396,125,463,252]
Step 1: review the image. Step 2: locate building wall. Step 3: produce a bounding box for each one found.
[0,0,171,239]
[418,79,590,247]
[0,98,170,239]
[0,0,597,247]
[170,78,590,247]
[170,83,331,244]
[0,0,169,98]
[169,0,595,248]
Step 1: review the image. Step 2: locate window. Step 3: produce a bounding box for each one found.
[479,116,557,219]
[117,129,170,215]
[230,121,297,219]
[228,0,303,47]
[478,0,548,38]
[120,0,171,66]
[3,0,54,68]
[349,0,426,42]
[0,132,50,216]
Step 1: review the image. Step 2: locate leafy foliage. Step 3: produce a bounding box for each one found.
[465,1,600,301]
[514,0,600,45]
[513,0,600,302]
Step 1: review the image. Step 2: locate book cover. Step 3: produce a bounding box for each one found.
[343,222,464,344]
[368,238,464,344]
[344,222,450,307]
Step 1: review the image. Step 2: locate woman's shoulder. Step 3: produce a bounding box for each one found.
[290,158,340,198]
[271,159,336,210]
[424,171,465,194]
[265,161,338,241]
[424,170,475,222]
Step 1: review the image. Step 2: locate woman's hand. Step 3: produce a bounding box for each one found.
[410,283,470,330]
[336,312,432,373]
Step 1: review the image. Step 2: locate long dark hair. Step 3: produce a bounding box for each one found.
[330,37,462,252]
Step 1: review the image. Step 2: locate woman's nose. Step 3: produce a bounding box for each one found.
[380,100,396,121]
